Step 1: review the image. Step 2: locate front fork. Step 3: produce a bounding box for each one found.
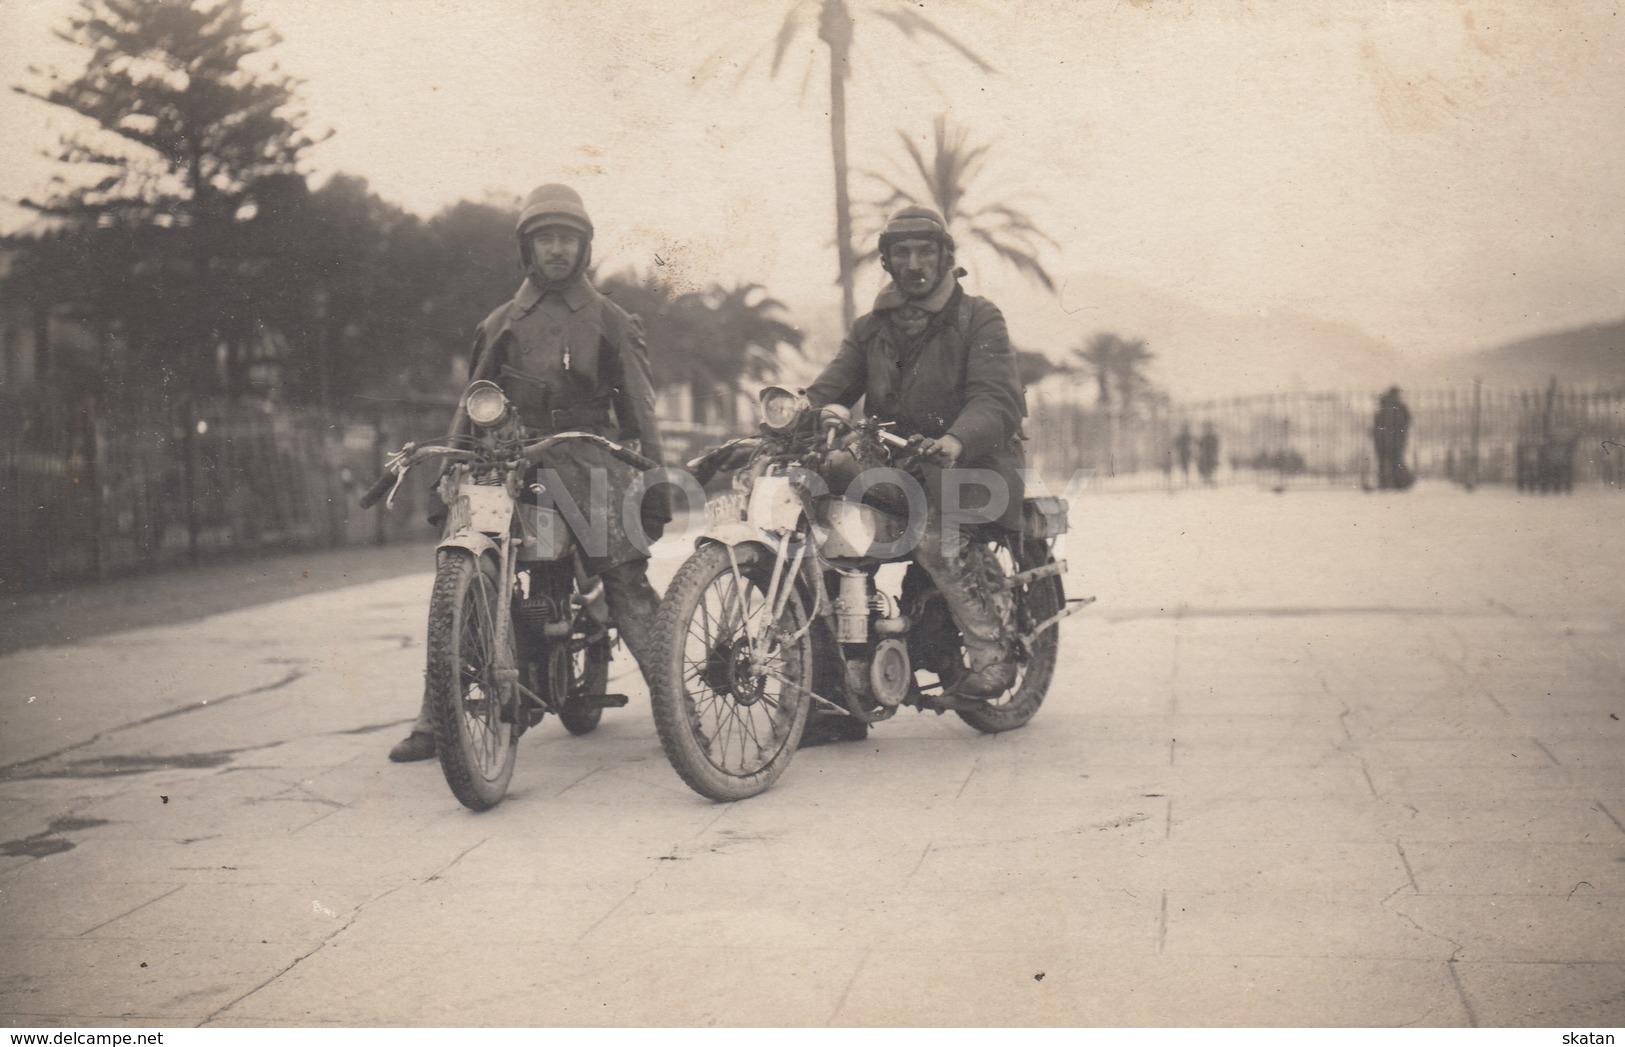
[724,529,814,670]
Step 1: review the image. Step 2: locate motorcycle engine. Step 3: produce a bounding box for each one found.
[868,638,911,708]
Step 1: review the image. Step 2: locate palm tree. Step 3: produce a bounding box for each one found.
[1074,332,1155,409]
[865,115,1058,293]
[720,1,993,328]
[599,271,805,427]
[681,282,806,423]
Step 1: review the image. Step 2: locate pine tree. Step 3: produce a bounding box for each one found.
[13,0,327,398]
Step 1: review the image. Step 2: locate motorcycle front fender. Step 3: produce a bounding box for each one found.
[692,520,773,550]
[437,529,504,571]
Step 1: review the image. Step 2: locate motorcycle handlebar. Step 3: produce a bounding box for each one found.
[522,430,657,472]
[357,469,398,510]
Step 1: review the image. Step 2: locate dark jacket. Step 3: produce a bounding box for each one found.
[465,274,670,564]
[1373,392,1411,455]
[806,279,1028,532]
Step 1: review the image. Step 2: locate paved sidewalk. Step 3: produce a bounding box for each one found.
[1,483,1621,1027]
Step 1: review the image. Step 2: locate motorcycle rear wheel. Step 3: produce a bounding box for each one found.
[427,549,519,810]
[555,637,611,736]
[956,539,1063,735]
[650,542,814,801]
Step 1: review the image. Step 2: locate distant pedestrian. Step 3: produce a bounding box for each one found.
[1197,423,1219,485]
[1373,386,1413,490]
[1174,424,1193,484]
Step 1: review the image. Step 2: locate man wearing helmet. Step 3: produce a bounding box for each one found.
[805,205,1028,699]
[390,183,670,762]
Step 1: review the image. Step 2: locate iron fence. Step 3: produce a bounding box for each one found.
[1026,382,1625,491]
[0,385,744,592]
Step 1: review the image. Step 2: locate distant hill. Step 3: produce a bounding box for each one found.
[1428,319,1625,388]
[1011,272,1412,401]
[785,271,1441,399]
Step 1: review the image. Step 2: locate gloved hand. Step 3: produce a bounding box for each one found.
[909,433,963,467]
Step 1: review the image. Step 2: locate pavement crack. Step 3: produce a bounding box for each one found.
[1446,960,1480,1027]
[1334,692,1355,742]
[201,879,411,1026]
[1157,890,1168,953]
[1530,738,1560,766]
[423,839,487,883]
[1381,879,1464,967]
[1359,765,1380,801]
[1395,842,1420,892]
[954,759,978,800]
[1596,801,1625,835]
[903,841,934,885]
[131,670,308,729]
[4,743,285,782]
[0,671,306,780]
[576,808,734,942]
[826,946,872,1026]
[79,884,185,936]
[553,765,605,796]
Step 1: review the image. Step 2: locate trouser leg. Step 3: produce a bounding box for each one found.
[912,521,1015,698]
[600,557,661,688]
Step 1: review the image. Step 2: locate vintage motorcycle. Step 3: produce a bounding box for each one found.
[647,386,1085,801]
[359,380,656,811]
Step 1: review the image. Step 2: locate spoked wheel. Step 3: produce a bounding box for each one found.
[554,634,611,736]
[650,542,814,801]
[956,538,1063,735]
[427,549,518,810]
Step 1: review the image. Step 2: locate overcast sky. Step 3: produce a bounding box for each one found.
[3,0,1622,370]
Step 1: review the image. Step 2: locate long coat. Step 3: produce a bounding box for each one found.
[464,274,670,566]
[1373,394,1411,458]
[806,281,1028,533]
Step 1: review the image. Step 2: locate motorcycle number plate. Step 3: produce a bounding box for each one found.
[456,484,514,534]
[748,475,803,533]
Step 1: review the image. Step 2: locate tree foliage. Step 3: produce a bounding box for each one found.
[718,0,992,327]
[865,114,1058,293]
[17,0,325,228]
[11,0,328,400]
[5,2,810,423]
[600,271,805,425]
[1075,332,1156,409]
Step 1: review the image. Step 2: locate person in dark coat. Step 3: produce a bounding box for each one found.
[1373,386,1413,490]
[805,206,1028,698]
[390,182,670,762]
[1174,423,1194,484]
[1197,422,1219,484]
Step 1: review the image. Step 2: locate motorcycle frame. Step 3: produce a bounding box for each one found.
[690,435,1083,717]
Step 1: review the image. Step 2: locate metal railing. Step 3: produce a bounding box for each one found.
[1025,382,1625,491]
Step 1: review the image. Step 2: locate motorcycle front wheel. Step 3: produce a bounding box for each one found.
[427,549,519,810]
[956,538,1063,735]
[649,542,814,801]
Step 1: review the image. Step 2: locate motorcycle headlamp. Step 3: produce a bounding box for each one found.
[758,386,809,432]
[464,381,512,429]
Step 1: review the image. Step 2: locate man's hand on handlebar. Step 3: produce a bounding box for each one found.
[909,433,963,467]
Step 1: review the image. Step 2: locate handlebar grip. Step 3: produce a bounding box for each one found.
[610,446,659,472]
[358,469,397,510]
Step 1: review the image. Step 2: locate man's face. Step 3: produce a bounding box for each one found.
[887,238,943,299]
[527,225,584,281]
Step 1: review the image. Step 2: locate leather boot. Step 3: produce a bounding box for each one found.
[389,691,437,762]
[914,529,1015,698]
[601,559,661,687]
